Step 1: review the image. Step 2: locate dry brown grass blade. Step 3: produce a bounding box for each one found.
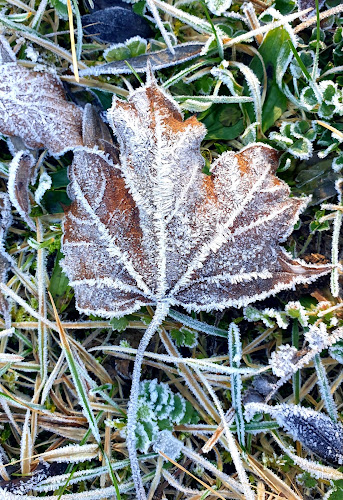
[66,0,79,82]
[245,453,303,500]
[159,450,227,500]
[294,4,343,33]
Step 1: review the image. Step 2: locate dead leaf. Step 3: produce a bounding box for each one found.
[8,151,37,231]
[0,39,83,156]
[298,0,325,20]
[62,77,331,318]
[82,103,113,149]
[79,42,205,77]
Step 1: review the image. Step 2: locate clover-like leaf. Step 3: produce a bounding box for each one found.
[0,39,83,156]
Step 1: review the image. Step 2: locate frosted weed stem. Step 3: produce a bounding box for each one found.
[126,301,169,500]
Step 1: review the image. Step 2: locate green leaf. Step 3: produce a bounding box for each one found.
[50,0,68,20]
[247,27,292,132]
[49,250,73,313]
[42,190,71,214]
[50,168,69,189]
[109,316,130,332]
[170,327,198,347]
[202,104,244,140]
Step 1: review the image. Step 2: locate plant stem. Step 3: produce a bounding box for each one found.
[126,301,169,500]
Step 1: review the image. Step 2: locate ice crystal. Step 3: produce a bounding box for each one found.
[270,344,299,377]
[304,323,329,350]
[245,403,343,464]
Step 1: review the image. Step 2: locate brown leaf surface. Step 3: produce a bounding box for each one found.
[0,39,83,155]
[62,79,331,317]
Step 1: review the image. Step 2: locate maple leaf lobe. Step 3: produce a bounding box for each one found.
[62,82,331,317]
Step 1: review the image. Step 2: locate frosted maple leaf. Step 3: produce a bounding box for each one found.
[61,74,331,499]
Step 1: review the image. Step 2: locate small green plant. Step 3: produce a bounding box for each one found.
[133,379,199,453]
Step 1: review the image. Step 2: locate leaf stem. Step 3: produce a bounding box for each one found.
[126,301,169,500]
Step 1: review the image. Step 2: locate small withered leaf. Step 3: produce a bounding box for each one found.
[0,461,51,494]
[298,0,325,20]
[79,42,205,77]
[82,103,113,149]
[8,151,37,231]
[0,39,83,156]
[245,402,343,465]
[62,79,331,318]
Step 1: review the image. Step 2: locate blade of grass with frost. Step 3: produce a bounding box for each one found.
[0,14,87,67]
[313,353,338,422]
[159,450,227,500]
[180,437,245,495]
[35,454,158,492]
[42,443,99,463]
[0,352,23,362]
[0,283,59,332]
[228,323,245,446]
[30,0,47,29]
[330,181,343,298]
[163,61,209,88]
[202,2,224,59]
[213,61,262,132]
[41,352,64,403]
[49,293,101,443]
[146,0,175,54]
[95,345,260,375]
[224,8,312,48]
[26,473,156,500]
[174,95,253,104]
[36,220,48,385]
[152,0,214,34]
[54,402,121,498]
[49,318,121,499]
[20,410,32,475]
[0,390,48,412]
[312,0,321,80]
[168,309,227,338]
[273,434,343,481]
[231,62,259,100]
[194,368,254,499]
